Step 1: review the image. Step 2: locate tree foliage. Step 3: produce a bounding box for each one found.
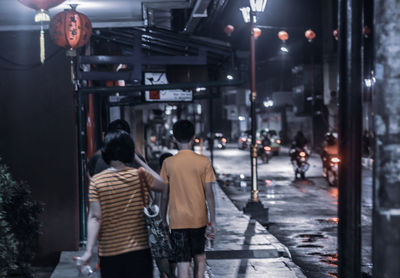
[0,158,43,277]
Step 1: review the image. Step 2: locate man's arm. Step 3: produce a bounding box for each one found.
[204,181,216,239]
[80,201,101,264]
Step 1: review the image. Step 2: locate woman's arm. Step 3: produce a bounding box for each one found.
[135,154,166,192]
[80,201,101,264]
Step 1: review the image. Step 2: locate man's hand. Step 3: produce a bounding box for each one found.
[205,223,216,240]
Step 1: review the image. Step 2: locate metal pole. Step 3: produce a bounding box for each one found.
[76,89,87,245]
[87,94,95,158]
[373,0,400,276]
[209,89,214,167]
[337,0,362,277]
[250,10,259,202]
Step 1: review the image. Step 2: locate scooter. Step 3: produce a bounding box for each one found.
[322,154,340,186]
[290,146,310,179]
[217,136,227,149]
[257,140,272,164]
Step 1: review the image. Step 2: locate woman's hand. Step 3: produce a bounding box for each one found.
[80,250,92,265]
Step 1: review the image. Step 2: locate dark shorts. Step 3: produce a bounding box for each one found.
[99,248,153,278]
[170,226,206,262]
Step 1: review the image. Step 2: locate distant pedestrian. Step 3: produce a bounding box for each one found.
[80,130,168,278]
[157,151,177,278]
[159,152,173,170]
[87,119,146,177]
[160,120,216,278]
[294,130,308,149]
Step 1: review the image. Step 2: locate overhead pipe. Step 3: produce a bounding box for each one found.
[183,0,213,33]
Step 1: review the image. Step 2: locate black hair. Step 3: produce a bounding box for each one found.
[159,152,173,168]
[107,119,131,134]
[102,130,135,164]
[173,120,195,143]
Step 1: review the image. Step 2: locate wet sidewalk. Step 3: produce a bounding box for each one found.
[50,183,305,278]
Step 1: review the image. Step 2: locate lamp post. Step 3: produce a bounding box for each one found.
[249,8,259,202]
[242,0,269,225]
[241,0,267,202]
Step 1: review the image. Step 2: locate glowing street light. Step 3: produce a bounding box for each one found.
[263,100,274,107]
[249,0,268,12]
[280,46,289,53]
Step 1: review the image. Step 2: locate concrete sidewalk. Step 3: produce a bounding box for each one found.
[51,183,305,278]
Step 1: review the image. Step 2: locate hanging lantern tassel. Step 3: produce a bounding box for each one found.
[17,2,66,63]
[70,55,76,84]
[35,9,51,64]
[40,24,45,63]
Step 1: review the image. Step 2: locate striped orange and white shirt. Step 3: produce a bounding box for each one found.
[89,167,153,257]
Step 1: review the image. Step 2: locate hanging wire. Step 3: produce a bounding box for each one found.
[0,48,63,71]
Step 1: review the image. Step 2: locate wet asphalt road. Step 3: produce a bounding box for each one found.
[207,144,372,278]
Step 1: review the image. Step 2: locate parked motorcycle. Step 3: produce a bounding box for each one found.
[290,146,310,179]
[322,154,340,186]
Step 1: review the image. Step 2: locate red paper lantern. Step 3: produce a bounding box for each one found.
[333,29,338,40]
[253,27,262,39]
[278,31,289,42]
[305,29,316,42]
[18,0,65,10]
[17,0,66,63]
[49,7,92,56]
[224,25,235,36]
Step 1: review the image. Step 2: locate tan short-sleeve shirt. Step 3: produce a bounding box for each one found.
[160,150,216,229]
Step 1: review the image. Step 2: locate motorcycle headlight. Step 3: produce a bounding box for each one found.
[299,152,306,157]
[264,146,271,151]
[331,157,340,163]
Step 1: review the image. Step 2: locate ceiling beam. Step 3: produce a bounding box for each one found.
[0,20,145,32]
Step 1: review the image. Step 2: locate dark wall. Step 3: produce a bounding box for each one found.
[0,31,79,264]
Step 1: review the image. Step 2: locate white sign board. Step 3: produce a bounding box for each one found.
[144,72,193,102]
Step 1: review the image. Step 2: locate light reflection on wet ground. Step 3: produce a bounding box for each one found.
[213,145,372,278]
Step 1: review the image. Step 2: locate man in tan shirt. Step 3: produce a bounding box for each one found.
[160,120,216,278]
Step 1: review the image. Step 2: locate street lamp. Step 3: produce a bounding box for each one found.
[242,0,267,203]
